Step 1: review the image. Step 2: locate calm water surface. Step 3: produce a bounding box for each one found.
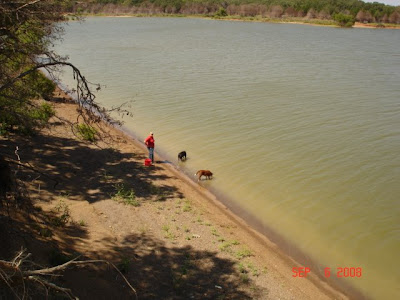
[55,17,400,299]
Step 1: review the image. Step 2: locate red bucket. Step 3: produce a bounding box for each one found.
[144,158,152,166]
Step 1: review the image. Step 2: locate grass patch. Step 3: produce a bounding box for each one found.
[247,262,260,277]
[171,253,192,290]
[238,262,248,274]
[157,193,167,201]
[138,225,148,234]
[39,227,52,237]
[182,199,192,212]
[118,257,131,274]
[175,199,182,209]
[235,248,252,260]
[51,200,71,227]
[219,241,233,253]
[102,169,113,182]
[237,262,259,277]
[211,228,220,236]
[112,183,139,206]
[240,273,250,284]
[218,240,244,255]
[162,224,176,240]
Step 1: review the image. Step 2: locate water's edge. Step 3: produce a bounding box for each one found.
[54,78,365,299]
[121,115,368,300]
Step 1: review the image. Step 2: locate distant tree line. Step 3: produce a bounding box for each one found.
[70,0,400,24]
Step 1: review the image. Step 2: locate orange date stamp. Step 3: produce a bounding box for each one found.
[292,267,362,278]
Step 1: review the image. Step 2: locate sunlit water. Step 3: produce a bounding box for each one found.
[54,17,400,299]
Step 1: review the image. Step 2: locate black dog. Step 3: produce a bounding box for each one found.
[178,151,187,161]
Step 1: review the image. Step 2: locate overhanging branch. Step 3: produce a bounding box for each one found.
[0,61,93,97]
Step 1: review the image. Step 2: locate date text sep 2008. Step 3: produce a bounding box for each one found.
[292,267,362,278]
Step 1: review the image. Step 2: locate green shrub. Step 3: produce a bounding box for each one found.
[0,123,8,136]
[29,71,56,100]
[333,13,355,27]
[0,70,55,135]
[51,200,71,227]
[75,123,97,142]
[30,102,55,123]
[0,100,55,136]
[214,7,227,17]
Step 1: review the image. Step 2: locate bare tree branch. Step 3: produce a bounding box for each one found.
[0,249,138,299]
[0,61,92,95]
[16,0,43,12]
[3,156,59,189]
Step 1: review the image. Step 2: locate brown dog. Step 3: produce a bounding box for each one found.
[195,170,213,181]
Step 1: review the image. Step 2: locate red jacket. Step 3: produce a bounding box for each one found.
[144,135,155,148]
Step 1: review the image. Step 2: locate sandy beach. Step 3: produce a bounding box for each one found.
[0,89,354,299]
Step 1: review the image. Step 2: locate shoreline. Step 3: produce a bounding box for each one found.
[41,85,351,298]
[120,115,366,300]
[51,73,364,298]
[77,82,364,299]
[73,13,400,30]
[1,84,361,298]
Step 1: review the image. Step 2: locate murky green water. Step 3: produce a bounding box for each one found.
[55,17,400,299]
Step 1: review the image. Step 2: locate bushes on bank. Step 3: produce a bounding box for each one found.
[0,71,56,136]
[333,13,355,27]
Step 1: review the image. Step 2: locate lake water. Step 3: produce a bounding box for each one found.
[55,17,400,299]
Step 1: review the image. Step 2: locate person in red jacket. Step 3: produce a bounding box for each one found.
[144,132,155,163]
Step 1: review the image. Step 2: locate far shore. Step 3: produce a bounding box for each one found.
[70,12,400,29]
